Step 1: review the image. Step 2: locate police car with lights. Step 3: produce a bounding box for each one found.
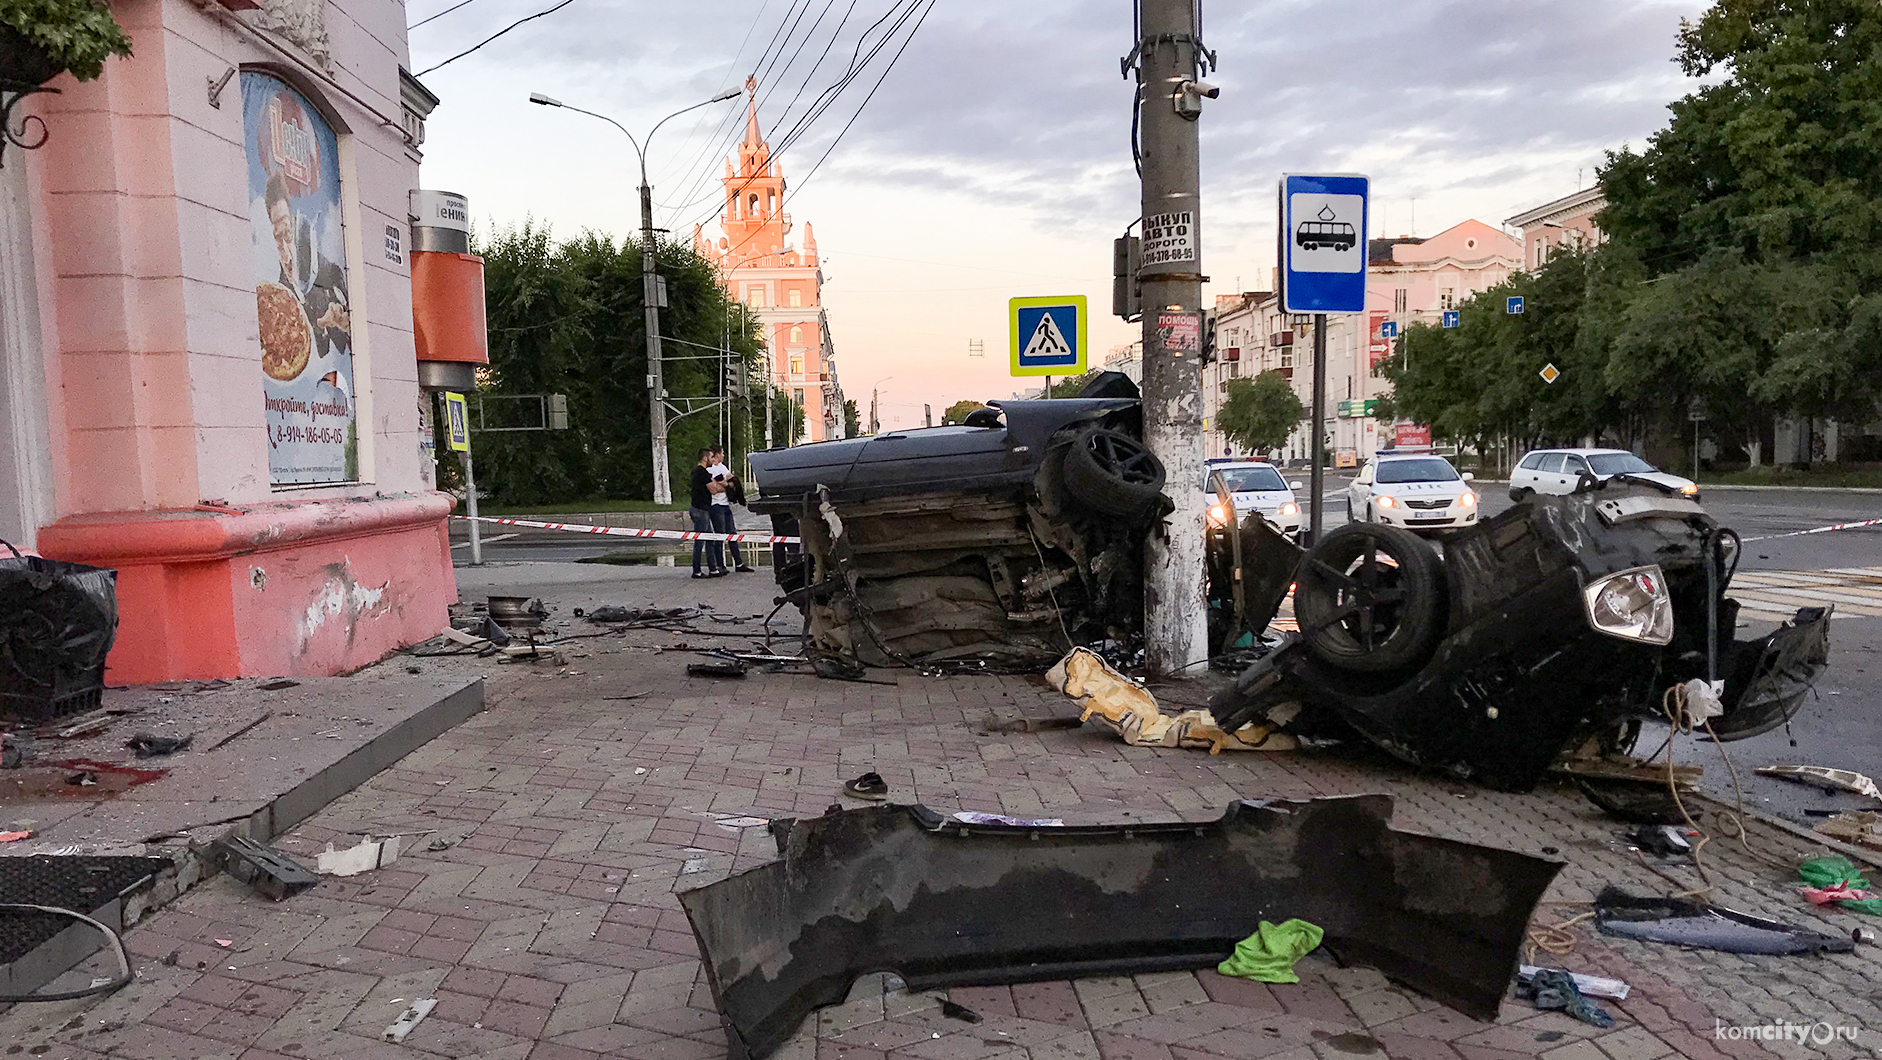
[1344,453,1478,534]
[1204,459,1302,540]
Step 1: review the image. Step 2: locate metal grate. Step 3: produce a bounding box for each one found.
[0,856,169,965]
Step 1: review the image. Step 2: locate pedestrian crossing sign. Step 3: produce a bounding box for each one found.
[1010,295,1086,377]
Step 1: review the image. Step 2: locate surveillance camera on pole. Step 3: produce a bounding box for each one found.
[1174,79,1219,119]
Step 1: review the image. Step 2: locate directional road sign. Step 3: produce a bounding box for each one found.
[1281,174,1369,314]
[1009,296,1087,377]
[1380,320,1398,339]
[1507,296,1524,315]
[1539,363,1560,385]
[1441,310,1460,328]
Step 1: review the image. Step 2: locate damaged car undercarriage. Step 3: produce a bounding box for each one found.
[750,376,1831,789]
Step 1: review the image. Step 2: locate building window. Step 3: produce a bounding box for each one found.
[789,289,802,307]
[1280,348,1293,370]
[793,387,805,407]
[747,287,766,307]
[1393,289,1407,313]
[789,326,802,343]
[1224,362,1240,378]
[749,193,759,216]
[1440,289,1455,310]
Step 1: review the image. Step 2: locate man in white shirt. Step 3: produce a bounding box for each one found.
[707,449,755,572]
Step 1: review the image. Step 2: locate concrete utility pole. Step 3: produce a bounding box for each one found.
[1133,0,1212,677]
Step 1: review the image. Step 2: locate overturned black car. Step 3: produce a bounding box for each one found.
[747,372,1165,667]
[1210,483,1831,790]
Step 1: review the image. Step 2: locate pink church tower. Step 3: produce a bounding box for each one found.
[696,77,846,442]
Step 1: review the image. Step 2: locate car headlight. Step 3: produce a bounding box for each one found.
[1280,502,1299,516]
[1375,495,1397,509]
[1582,565,1674,645]
[1680,483,1699,496]
[1458,491,1476,508]
[1208,504,1228,525]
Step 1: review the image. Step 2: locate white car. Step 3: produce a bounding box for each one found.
[1346,454,1478,533]
[1510,448,1699,501]
[1204,461,1303,538]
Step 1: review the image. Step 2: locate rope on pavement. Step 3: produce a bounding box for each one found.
[1742,516,1882,542]
[452,514,801,544]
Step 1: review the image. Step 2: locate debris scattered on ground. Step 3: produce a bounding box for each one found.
[939,999,981,1023]
[1756,765,1882,800]
[1516,965,1629,1000]
[982,712,1083,734]
[315,835,403,876]
[587,605,697,623]
[207,712,274,751]
[125,732,193,757]
[1572,776,1692,825]
[1629,824,1695,858]
[1,734,33,769]
[603,692,652,702]
[382,998,437,1043]
[686,658,747,679]
[487,595,547,630]
[213,938,232,947]
[680,798,1560,1059]
[38,710,113,739]
[1048,647,1296,753]
[1216,919,1324,983]
[64,770,96,787]
[208,836,320,901]
[951,811,1062,827]
[1797,856,1882,915]
[842,772,887,800]
[257,678,300,690]
[1516,968,1615,1028]
[1593,885,1855,955]
[0,829,33,842]
[1815,810,1882,850]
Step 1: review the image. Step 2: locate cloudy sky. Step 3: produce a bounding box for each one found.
[406,0,1708,428]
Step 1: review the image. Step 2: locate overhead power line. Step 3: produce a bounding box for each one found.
[415,0,577,77]
[410,0,479,30]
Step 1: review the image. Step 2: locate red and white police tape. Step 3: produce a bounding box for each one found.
[1742,517,1882,543]
[453,514,801,545]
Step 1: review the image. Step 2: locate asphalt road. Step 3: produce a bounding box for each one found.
[450,484,1882,825]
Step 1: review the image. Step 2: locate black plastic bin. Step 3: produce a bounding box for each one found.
[0,540,118,724]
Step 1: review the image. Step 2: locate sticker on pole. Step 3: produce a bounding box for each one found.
[1142,210,1196,268]
[444,392,470,452]
[1281,173,1369,314]
[1009,295,1086,377]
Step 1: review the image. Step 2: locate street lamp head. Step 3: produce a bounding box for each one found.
[529,92,563,107]
[709,88,741,103]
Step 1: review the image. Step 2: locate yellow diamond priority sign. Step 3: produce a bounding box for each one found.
[1539,363,1561,385]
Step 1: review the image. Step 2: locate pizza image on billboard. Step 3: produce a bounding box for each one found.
[256,281,314,382]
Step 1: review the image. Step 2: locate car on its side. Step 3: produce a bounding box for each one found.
[1204,460,1302,540]
[1511,448,1699,502]
[1344,454,1478,533]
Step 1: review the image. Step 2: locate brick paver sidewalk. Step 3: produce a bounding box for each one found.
[4,563,1876,1060]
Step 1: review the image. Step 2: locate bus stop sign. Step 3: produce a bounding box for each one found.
[1281,173,1369,314]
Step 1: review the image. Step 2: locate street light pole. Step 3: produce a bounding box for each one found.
[530,88,739,504]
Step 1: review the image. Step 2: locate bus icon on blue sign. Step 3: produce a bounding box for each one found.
[1441,311,1460,328]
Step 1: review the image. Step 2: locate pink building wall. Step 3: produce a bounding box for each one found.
[5,0,454,683]
[1506,187,1605,271]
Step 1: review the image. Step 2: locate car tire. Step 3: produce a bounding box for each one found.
[1510,487,1532,503]
[1294,522,1446,675]
[1061,427,1166,520]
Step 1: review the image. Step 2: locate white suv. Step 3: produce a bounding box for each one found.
[1510,448,1699,501]
[1345,454,1478,533]
[1204,460,1303,539]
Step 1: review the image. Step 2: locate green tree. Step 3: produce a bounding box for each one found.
[942,399,987,424]
[843,399,861,437]
[458,224,766,505]
[1216,371,1304,454]
[1597,0,1882,425]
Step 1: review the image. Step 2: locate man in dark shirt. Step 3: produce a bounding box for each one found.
[689,449,726,578]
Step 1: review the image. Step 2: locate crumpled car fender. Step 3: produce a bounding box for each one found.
[679,797,1562,1059]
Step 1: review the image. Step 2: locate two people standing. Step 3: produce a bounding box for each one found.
[688,447,757,579]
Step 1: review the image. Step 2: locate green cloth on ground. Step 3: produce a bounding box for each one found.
[1798,855,1882,915]
[1216,919,1325,983]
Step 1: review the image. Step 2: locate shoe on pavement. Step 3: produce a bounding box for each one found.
[735,565,757,573]
[842,772,888,800]
[709,569,729,577]
[691,571,708,579]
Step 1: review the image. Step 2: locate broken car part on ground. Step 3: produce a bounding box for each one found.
[679,796,1561,1060]
[1210,482,1831,790]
